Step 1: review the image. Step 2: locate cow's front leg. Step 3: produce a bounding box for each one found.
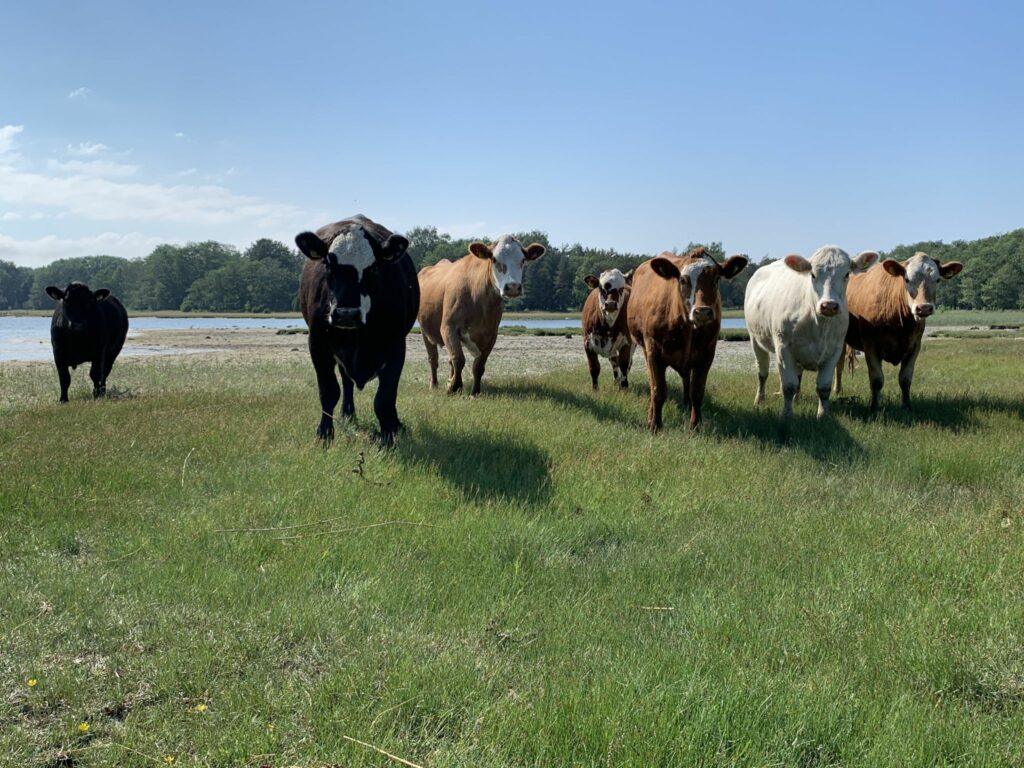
[56,363,71,403]
[899,347,920,410]
[815,357,839,419]
[373,342,406,446]
[778,349,801,419]
[585,347,601,390]
[89,355,107,398]
[687,362,711,429]
[340,368,356,419]
[310,342,340,444]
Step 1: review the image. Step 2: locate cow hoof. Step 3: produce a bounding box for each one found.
[374,431,397,449]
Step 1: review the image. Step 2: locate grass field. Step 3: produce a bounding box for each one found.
[2,338,1023,766]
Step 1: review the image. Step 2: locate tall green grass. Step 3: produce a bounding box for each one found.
[2,340,1023,766]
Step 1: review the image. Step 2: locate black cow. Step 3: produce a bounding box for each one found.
[296,215,420,446]
[45,282,129,402]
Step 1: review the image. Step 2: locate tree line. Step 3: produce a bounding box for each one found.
[2,227,1023,313]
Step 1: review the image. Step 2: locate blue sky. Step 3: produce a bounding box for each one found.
[2,0,1022,267]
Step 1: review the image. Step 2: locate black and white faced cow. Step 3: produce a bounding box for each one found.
[296,215,420,446]
[581,268,635,389]
[45,282,129,402]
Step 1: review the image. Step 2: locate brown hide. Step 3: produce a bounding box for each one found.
[627,249,713,430]
[582,286,633,389]
[845,264,920,366]
[417,253,502,394]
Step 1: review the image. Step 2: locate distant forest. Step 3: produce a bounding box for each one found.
[2,227,1023,313]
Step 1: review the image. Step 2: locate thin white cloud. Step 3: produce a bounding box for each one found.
[46,158,140,178]
[68,87,93,100]
[67,141,108,156]
[0,231,166,267]
[175,168,198,177]
[174,132,185,138]
[0,125,24,156]
[1,211,23,221]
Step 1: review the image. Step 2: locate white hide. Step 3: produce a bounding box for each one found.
[328,227,376,324]
[745,245,876,415]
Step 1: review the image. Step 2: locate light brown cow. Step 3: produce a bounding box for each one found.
[418,235,545,394]
[582,268,634,390]
[836,251,963,410]
[627,247,748,430]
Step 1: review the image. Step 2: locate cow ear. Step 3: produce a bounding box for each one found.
[720,255,749,280]
[381,234,409,261]
[524,243,546,261]
[93,289,110,300]
[938,261,964,279]
[46,286,65,301]
[622,269,634,285]
[882,259,906,278]
[852,250,879,272]
[783,255,812,273]
[469,242,493,260]
[583,274,600,290]
[650,257,680,280]
[295,231,329,260]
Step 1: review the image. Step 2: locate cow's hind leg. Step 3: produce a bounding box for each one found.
[616,344,634,390]
[442,324,465,394]
[752,342,770,406]
[864,344,884,412]
[644,345,669,432]
[373,341,406,446]
[423,335,440,389]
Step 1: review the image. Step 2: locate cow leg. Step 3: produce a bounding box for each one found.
[310,342,340,444]
[864,344,884,412]
[423,335,440,389]
[56,364,71,403]
[340,368,356,419]
[899,347,920,410]
[644,345,668,432]
[586,348,601,390]
[442,324,465,394]
[616,344,633,390]
[89,355,107,398]
[815,351,841,419]
[681,370,692,409]
[470,353,488,397]
[688,363,711,429]
[752,342,770,406]
[834,355,845,395]
[373,341,406,446]
[778,349,800,419]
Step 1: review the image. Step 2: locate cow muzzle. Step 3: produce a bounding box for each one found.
[691,306,714,325]
[329,307,363,329]
[603,300,618,312]
[818,301,840,317]
[914,303,934,318]
[503,282,523,298]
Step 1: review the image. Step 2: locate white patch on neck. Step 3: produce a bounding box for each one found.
[329,228,375,278]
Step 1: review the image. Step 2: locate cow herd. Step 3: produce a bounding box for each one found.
[42,215,964,444]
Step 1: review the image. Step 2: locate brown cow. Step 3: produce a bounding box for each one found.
[836,251,963,411]
[627,247,748,430]
[418,235,545,394]
[582,268,634,390]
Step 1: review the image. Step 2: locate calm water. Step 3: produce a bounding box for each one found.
[0,315,746,362]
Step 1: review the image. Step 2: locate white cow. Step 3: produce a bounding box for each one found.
[745,245,878,418]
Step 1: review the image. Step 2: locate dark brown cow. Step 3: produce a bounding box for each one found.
[627,247,748,431]
[836,250,963,410]
[582,268,634,389]
[417,235,545,394]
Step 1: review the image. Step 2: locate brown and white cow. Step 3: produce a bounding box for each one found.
[836,251,963,411]
[418,235,545,394]
[582,268,634,390]
[627,247,749,430]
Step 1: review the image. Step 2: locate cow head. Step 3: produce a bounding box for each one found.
[46,283,109,329]
[881,251,963,319]
[783,246,878,318]
[650,248,749,326]
[296,223,409,330]
[583,268,633,322]
[469,235,545,299]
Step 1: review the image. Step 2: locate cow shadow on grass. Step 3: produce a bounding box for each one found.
[395,422,553,506]
[486,380,642,426]
[835,393,1024,431]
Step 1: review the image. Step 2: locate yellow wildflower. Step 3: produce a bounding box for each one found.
[78,722,90,733]
[164,756,175,765]
[194,703,207,713]
[27,679,37,688]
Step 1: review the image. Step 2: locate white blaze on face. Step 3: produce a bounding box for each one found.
[491,235,527,297]
[807,245,854,315]
[902,253,939,314]
[328,227,376,323]
[680,256,717,322]
[597,268,628,321]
